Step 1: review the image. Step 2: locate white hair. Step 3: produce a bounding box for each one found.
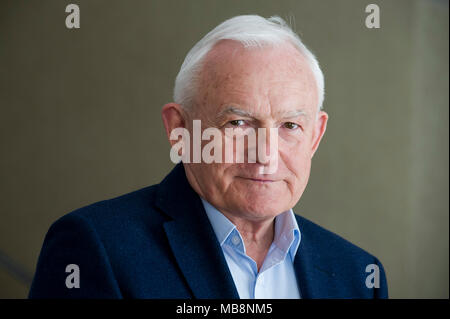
[173,15,325,111]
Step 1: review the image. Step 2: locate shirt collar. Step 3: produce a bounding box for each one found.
[201,198,236,246]
[273,209,301,260]
[201,198,301,260]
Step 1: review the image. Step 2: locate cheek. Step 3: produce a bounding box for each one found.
[285,152,311,181]
[198,163,234,192]
[279,139,313,189]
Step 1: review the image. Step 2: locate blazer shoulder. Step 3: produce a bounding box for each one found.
[60,184,168,232]
[294,214,388,298]
[295,213,381,262]
[42,183,169,265]
[29,200,124,298]
[29,184,169,298]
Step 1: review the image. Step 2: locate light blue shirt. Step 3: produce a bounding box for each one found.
[201,198,302,299]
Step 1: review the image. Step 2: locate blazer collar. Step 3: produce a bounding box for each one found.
[293,215,337,299]
[155,163,240,299]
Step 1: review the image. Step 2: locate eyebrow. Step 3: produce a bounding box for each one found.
[216,106,255,119]
[279,109,308,119]
[216,106,308,120]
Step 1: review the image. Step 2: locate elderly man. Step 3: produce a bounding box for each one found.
[29,15,388,299]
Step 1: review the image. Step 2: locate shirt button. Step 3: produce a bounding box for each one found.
[231,235,240,246]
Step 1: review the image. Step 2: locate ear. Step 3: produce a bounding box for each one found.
[161,103,186,147]
[310,110,328,158]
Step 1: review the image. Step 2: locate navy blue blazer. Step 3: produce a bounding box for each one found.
[29,163,388,298]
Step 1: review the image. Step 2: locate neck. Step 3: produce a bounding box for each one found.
[223,212,276,271]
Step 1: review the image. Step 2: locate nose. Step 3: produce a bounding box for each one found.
[256,127,279,174]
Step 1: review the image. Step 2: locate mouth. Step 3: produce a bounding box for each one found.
[237,176,276,183]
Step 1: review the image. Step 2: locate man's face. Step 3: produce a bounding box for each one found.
[182,40,328,222]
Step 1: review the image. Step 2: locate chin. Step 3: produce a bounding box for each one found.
[233,193,291,218]
[242,203,287,220]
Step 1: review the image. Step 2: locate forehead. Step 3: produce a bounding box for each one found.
[197,40,318,116]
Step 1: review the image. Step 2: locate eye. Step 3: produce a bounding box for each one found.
[229,119,246,127]
[283,122,299,130]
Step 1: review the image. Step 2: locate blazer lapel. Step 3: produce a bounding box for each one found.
[293,215,337,298]
[156,164,240,299]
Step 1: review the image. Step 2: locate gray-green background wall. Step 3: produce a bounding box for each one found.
[0,0,448,298]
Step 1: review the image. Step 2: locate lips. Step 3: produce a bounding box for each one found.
[238,176,276,183]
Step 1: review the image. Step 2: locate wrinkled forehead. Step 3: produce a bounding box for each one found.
[200,39,309,79]
[195,40,318,115]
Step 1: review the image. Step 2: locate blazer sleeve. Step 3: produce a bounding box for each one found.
[28,212,123,298]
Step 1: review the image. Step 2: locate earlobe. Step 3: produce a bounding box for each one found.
[161,103,186,146]
[311,111,328,158]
